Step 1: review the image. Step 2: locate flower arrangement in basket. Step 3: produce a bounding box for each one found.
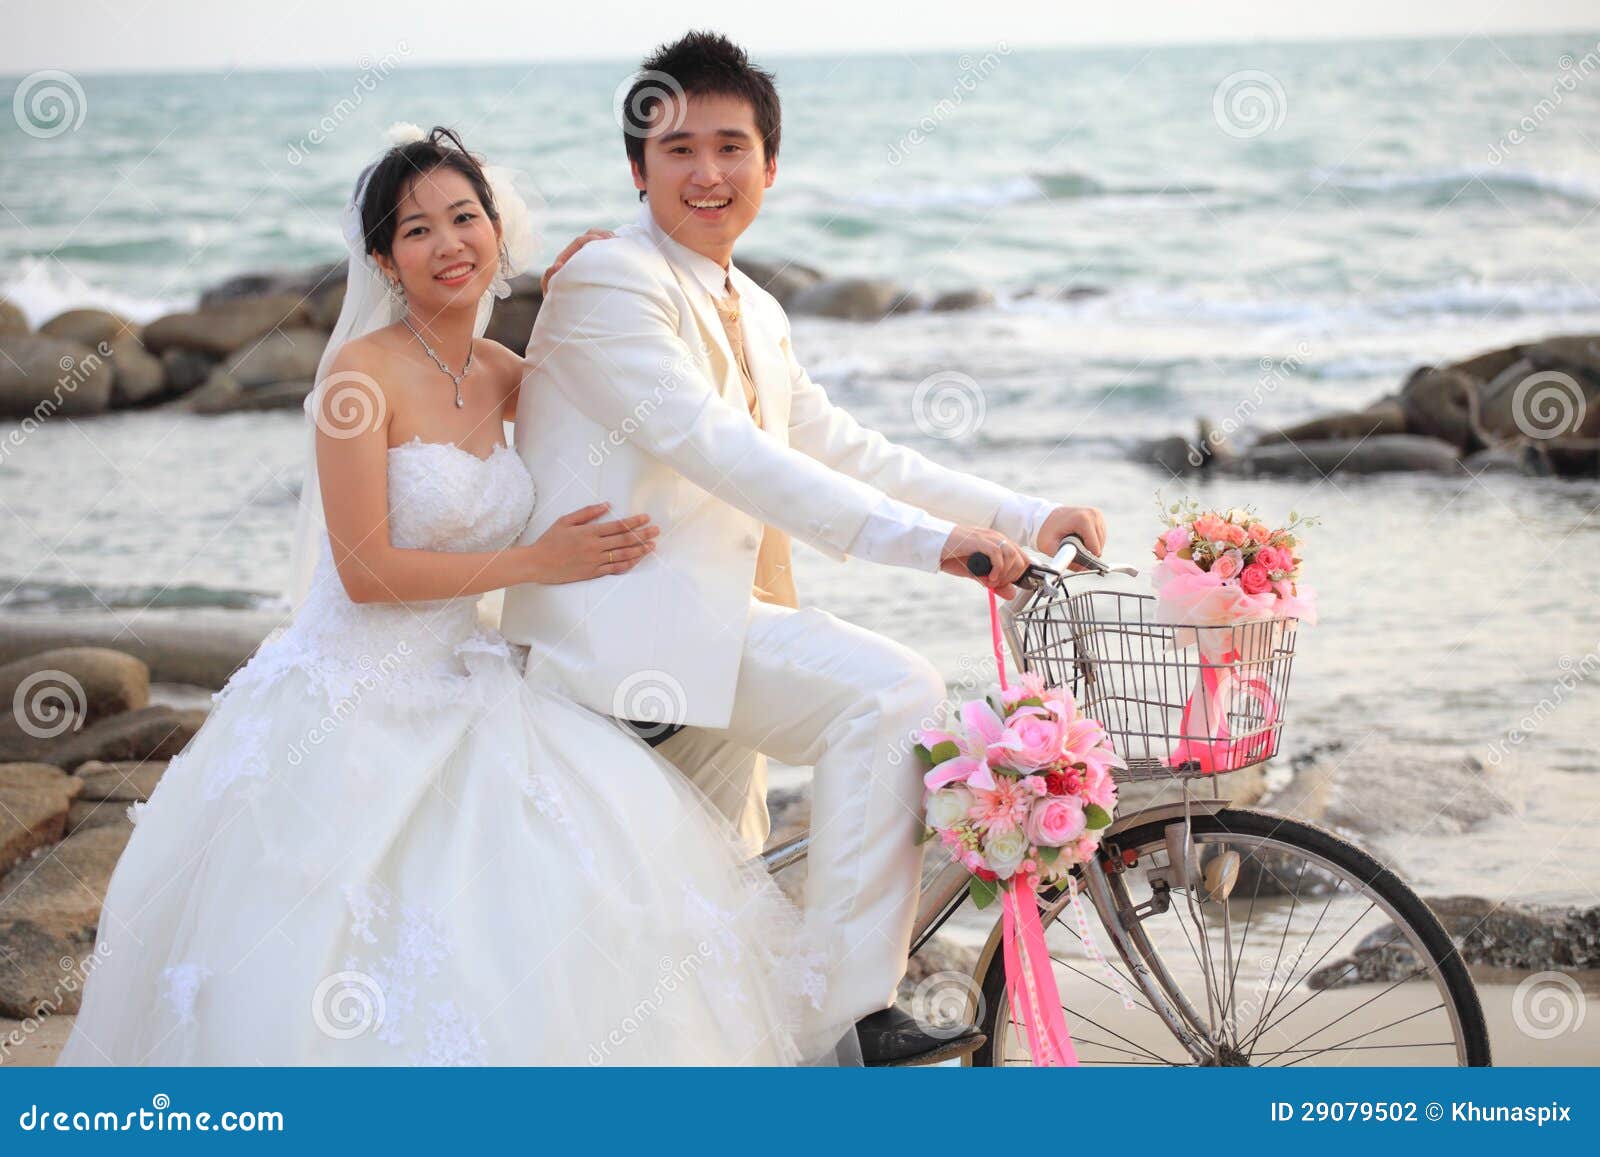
[1151,498,1318,772]
[914,590,1136,1067]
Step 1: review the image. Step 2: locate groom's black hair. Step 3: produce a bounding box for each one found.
[359,126,501,261]
[622,30,781,201]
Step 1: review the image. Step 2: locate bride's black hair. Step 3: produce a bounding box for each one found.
[359,126,500,260]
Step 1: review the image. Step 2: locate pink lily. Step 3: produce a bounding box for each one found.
[921,700,1023,792]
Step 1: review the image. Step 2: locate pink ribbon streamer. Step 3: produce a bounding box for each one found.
[1002,872,1079,1066]
[985,590,1078,1065]
[1169,645,1279,772]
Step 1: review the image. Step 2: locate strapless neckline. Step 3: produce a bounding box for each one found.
[388,435,515,465]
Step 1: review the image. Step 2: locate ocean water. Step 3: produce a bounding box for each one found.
[2,34,1599,907]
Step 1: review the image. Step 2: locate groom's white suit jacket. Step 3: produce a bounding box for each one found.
[501,203,1053,729]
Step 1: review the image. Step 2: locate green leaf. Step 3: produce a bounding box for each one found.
[1037,845,1061,864]
[968,876,999,910]
[1085,803,1113,830]
[913,743,934,767]
[929,740,960,765]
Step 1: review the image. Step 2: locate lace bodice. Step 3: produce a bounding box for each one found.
[221,438,536,714]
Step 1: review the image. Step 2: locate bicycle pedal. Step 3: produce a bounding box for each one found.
[1202,851,1241,902]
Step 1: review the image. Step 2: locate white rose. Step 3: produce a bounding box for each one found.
[984,827,1029,879]
[925,786,973,830]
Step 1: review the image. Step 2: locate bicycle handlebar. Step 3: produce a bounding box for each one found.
[965,533,1115,591]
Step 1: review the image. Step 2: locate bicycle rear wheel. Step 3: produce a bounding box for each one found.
[970,808,1491,1066]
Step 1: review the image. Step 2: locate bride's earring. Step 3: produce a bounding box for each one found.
[386,276,406,306]
[490,241,512,299]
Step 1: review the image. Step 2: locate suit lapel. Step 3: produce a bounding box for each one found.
[653,251,741,407]
[728,268,785,434]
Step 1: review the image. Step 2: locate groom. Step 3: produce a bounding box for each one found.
[501,30,1105,1065]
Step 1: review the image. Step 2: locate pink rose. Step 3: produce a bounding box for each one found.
[1239,563,1271,594]
[1006,712,1066,770]
[1247,522,1273,545]
[1210,549,1243,580]
[1255,545,1291,574]
[1220,522,1249,547]
[1026,796,1087,847]
[1193,514,1227,541]
[1162,527,1192,555]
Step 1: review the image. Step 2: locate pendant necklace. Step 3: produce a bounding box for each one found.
[402,316,474,408]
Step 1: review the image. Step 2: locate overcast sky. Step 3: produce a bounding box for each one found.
[4,0,1595,75]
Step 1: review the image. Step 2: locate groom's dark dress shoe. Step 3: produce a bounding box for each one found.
[855,1005,986,1067]
[620,718,685,747]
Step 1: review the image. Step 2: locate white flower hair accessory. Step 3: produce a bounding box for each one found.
[385,121,426,146]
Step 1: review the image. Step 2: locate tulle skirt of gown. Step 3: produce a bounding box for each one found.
[54,629,835,1066]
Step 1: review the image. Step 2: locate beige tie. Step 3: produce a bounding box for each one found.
[713,280,798,609]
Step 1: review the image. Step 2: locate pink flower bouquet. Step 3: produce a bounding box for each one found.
[1151,499,1317,772]
[916,670,1128,1065]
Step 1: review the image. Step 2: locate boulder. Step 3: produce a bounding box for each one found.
[930,288,995,312]
[0,609,277,688]
[1235,434,1463,477]
[106,334,165,406]
[66,797,135,835]
[1477,355,1600,442]
[1310,896,1600,987]
[72,759,168,803]
[1445,345,1523,383]
[221,325,326,388]
[1397,366,1482,452]
[735,258,823,308]
[0,335,115,418]
[484,291,541,354]
[0,763,82,878]
[142,293,310,357]
[198,261,342,309]
[0,647,150,730]
[1463,444,1550,476]
[0,920,93,1018]
[0,821,133,940]
[159,347,215,394]
[1255,399,1407,446]
[1,705,205,772]
[167,369,309,414]
[790,277,917,321]
[0,298,29,336]
[38,308,140,348]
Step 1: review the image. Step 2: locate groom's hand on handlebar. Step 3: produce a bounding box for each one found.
[1038,505,1107,569]
[540,228,616,296]
[939,526,1028,599]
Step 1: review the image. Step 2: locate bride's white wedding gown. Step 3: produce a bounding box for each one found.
[56,437,830,1066]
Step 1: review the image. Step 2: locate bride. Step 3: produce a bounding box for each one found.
[55,125,844,1066]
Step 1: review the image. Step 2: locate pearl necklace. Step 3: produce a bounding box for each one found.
[402,316,474,408]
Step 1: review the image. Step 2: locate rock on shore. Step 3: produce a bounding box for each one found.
[0,251,1004,420]
[1143,333,1600,478]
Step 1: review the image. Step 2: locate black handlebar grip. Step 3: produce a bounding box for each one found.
[966,552,993,577]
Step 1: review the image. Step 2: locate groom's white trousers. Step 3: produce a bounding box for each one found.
[655,599,944,1029]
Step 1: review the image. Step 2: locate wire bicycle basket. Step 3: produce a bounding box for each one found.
[1008,574,1301,784]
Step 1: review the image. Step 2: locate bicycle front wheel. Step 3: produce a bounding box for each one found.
[970,808,1491,1067]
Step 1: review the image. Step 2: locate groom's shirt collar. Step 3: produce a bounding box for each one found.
[637,200,736,299]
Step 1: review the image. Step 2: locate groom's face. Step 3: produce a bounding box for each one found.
[632,92,776,265]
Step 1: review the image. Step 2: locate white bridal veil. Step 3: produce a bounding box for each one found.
[284,122,538,622]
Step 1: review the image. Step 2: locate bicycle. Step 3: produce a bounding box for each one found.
[759,536,1492,1067]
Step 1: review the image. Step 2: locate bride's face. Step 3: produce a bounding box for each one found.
[377,167,502,312]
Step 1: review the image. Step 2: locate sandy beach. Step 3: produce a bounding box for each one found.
[6,968,1595,1068]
